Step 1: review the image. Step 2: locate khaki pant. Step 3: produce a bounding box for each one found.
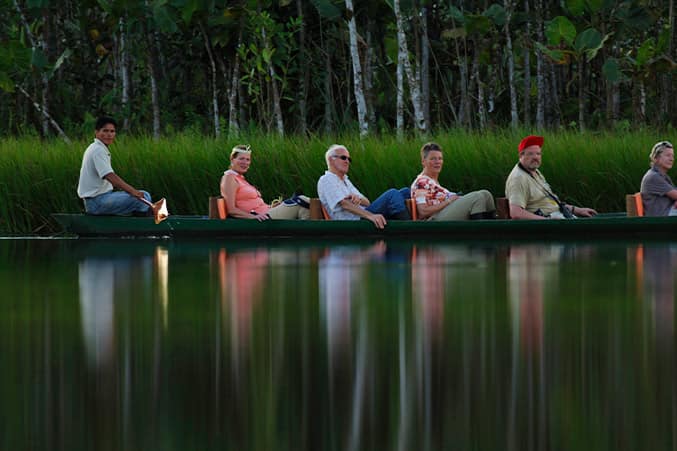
[431,190,495,221]
[268,195,311,220]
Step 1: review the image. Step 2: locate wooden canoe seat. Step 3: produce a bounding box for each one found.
[626,193,644,217]
[496,197,511,219]
[405,198,418,220]
[208,196,227,219]
[309,198,330,220]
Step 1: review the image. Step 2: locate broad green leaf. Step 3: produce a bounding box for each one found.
[484,4,506,27]
[0,72,14,93]
[535,42,569,64]
[636,38,655,67]
[46,49,72,79]
[31,48,48,69]
[546,16,576,47]
[448,5,465,24]
[565,0,585,16]
[181,0,199,24]
[310,0,341,20]
[602,58,621,83]
[153,2,179,33]
[657,28,670,54]
[465,14,491,35]
[26,0,49,8]
[574,28,601,52]
[584,32,611,62]
[586,0,603,14]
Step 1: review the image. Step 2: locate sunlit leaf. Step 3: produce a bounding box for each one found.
[441,27,466,40]
[546,16,576,47]
[636,38,655,67]
[0,72,14,93]
[153,2,179,33]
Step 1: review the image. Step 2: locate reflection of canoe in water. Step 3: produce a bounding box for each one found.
[52,213,677,239]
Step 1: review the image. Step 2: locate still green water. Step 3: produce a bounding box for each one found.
[0,238,675,451]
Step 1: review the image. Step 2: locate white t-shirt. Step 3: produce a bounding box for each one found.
[77,138,114,198]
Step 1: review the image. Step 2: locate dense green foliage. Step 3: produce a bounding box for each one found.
[0,0,675,137]
[0,130,664,234]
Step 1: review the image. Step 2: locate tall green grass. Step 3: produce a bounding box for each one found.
[0,129,665,234]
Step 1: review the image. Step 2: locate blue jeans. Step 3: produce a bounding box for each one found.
[366,188,410,218]
[84,191,151,215]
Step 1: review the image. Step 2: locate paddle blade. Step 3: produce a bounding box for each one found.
[153,198,169,224]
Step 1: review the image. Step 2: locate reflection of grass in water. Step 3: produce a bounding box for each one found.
[0,129,657,233]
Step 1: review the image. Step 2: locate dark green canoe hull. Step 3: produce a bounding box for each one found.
[52,213,677,239]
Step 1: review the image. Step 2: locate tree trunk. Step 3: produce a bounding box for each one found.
[393,0,427,134]
[578,59,585,131]
[296,0,308,135]
[227,26,243,136]
[199,22,220,138]
[549,63,561,129]
[504,0,518,129]
[535,0,545,129]
[396,30,405,139]
[345,0,369,137]
[472,47,487,129]
[421,6,431,128]
[660,0,674,124]
[523,0,531,125]
[260,25,284,136]
[144,0,162,138]
[16,85,70,143]
[119,14,131,131]
[365,27,377,130]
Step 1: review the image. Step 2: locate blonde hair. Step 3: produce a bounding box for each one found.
[325,144,347,169]
[230,144,251,159]
[650,141,673,165]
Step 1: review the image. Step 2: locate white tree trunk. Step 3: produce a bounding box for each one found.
[393,0,427,134]
[260,26,284,136]
[17,85,70,143]
[504,0,518,129]
[119,15,130,131]
[396,38,405,139]
[228,32,242,136]
[345,0,369,137]
[199,22,220,138]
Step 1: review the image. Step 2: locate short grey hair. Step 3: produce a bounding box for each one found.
[650,141,673,165]
[325,144,347,169]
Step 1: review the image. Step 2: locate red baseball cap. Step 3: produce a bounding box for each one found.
[518,135,544,153]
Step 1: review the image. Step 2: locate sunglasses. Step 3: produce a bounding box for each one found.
[332,155,352,163]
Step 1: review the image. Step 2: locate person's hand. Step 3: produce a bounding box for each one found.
[253,213,271,222]
[575,207,597,217]
[131,189,145,199]
[367,213,387,229]
[447,194,460,203]
[345,194,362,204]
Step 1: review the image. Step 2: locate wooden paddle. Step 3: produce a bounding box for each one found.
[139,197,169,224]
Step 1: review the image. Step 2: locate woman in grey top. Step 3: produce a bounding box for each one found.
[640,141,677,216]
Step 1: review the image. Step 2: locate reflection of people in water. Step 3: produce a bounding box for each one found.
[638,244,676,344]
[216,248,268,354]
[79,259,116,369]
[411,247,446,338]
[508,245,563,353]
[319,242,386,354]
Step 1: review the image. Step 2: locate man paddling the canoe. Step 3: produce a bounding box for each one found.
[505,135,597,220]
[317,144,410,229]
[77,116,165,219]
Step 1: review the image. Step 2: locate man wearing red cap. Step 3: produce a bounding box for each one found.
[505,135,597,219]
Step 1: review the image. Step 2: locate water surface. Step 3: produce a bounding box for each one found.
[0,238,675,450]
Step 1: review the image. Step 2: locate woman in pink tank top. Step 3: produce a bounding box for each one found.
[220,145,310,221]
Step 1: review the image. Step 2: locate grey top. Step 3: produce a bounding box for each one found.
[77,138,114,199]
[640,166,675,216]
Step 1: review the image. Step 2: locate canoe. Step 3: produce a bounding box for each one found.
[52,213,677,239]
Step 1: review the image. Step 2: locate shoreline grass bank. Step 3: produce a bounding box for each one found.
[0,130,665,234]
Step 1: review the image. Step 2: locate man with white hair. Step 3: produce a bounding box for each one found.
[317,144,410,229]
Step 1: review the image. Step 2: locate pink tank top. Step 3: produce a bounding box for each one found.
[225,169,269,214]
